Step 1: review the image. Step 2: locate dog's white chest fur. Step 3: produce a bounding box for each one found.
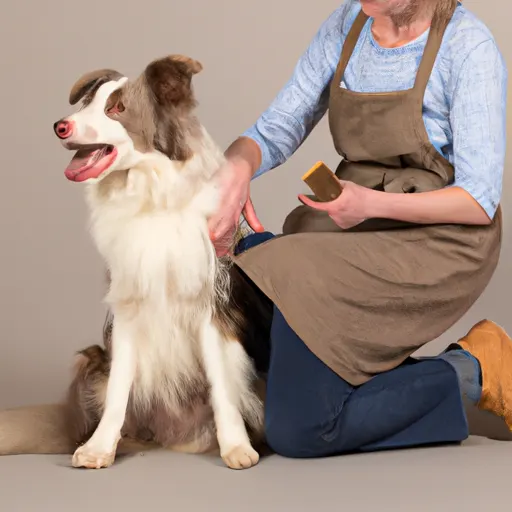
[86,158,221,407]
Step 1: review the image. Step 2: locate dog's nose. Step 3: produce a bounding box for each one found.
[53,119,74,139]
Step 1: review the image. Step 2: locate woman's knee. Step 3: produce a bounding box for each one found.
[264,400,334,458]
[263,306,354,457]
[264,415,317,458]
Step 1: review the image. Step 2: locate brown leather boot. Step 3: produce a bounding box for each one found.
[458,319,512,431]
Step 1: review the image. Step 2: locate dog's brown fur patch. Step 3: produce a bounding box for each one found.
[103,77,158,154]
[65,345,110,446]
[84,55,203,161]
[69,68,124,106]
[144,55,202,108]
[143,55,203,161]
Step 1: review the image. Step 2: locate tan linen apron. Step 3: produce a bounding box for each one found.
[234,6,502,386]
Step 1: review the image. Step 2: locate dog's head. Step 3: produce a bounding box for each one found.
[53,55,203,183]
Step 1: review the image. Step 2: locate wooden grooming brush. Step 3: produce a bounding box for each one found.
[301,161,342,202]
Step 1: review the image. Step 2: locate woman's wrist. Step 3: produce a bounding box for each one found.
[363,189,400,220]
[224,136,262,179]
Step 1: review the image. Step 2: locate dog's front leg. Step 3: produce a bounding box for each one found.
[72,318,135,469]
[200,319,259,470]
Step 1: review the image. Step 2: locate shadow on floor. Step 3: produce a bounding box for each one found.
[464,397,512,441]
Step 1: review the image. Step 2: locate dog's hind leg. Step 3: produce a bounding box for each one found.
[200,318,260,470]
[71,317,136,469]
[0,344,109,457]
[0,340,151,459]
[0,345,109,457]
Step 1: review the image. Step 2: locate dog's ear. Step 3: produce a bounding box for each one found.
[69,69,124,105]
[144,55,203,108]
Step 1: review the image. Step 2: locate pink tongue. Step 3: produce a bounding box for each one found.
[66,148,100,173]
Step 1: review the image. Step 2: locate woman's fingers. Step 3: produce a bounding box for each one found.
[214,232,234,257]
[210,218,231,243]
[210,219,235,256]
[243,197,264,233]
[209,208,242,256]
[297,194,332,211]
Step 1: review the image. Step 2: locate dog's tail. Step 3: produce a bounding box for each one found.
[0,403,74,455]
[0,403,156,456]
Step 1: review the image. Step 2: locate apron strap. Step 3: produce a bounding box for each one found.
[332,10,368,89]
[413,2,458,94]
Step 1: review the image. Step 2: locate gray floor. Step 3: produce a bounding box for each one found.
[0,404,510,512]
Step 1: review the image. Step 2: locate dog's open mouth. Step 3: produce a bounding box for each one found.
[64,144,117,182]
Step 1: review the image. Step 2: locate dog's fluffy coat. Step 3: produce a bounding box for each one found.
[0,55,273,469]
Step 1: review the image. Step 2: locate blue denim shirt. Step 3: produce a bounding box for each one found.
[243,1,507,218]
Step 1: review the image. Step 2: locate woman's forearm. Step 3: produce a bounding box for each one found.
[366,186,492,226]
[224,136,262,177]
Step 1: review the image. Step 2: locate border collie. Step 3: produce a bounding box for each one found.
[45,54,273,470]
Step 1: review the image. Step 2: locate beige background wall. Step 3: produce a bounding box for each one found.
[0,0,508,408]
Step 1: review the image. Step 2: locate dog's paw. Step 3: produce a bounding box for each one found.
[222,444,260,470]
[71,444,116,469]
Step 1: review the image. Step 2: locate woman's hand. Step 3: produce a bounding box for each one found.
[298,180,372,229]
[208,157,264,257]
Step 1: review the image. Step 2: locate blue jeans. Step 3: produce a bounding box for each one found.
[236,232,470,458]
